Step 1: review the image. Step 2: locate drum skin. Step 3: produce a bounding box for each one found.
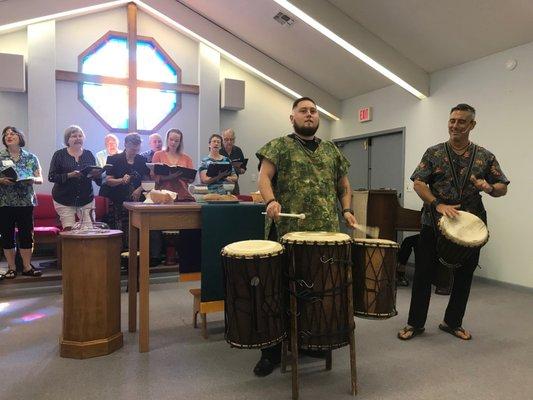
[282,232,354,350]
[437,211,489,268]
[352,239,399,319]
[222,240,286,349]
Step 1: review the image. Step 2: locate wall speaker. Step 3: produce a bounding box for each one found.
[220,78,245,111]
[0,53,25,92]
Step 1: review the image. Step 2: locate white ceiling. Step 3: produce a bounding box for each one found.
[329,0,533,73]
[178,0,533,99]
[177,0,391,100]
[2,0,533,105]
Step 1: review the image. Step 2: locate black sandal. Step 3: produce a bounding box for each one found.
[3,269,17,279]
[21,267,42,277]
[438,323,472,340]
[397,326,425,340]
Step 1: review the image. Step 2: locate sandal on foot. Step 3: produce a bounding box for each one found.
[397,326,425,340]
[438,323,472,340]
[3,269,17,279]
[22,267,42,277]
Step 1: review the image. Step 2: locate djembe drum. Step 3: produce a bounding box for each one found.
[222,240,286,348]
[352,238,399,319]
[281,231,357,398]
[437,210,489,269]
[281,231,355,349]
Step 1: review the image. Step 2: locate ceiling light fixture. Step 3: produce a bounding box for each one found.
[272,0,427,100]
[0,0,129,33]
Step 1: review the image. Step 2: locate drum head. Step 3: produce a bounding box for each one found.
[222,240,283,258]
[352,238,399,248]
[281,231,352,244]
[438,211,489,247]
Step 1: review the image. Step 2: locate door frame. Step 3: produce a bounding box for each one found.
[333,127,406,204]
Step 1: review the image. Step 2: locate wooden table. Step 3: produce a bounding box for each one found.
[60,229,123,359]
[124,202,202,352]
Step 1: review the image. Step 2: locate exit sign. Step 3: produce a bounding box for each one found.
[358,107,372,122]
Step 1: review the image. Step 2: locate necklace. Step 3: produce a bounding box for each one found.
[448,141,470,155]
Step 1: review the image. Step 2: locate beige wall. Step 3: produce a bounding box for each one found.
[0,29,28,135]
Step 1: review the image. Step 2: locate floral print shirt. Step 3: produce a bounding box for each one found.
[0,148,41,207]
[411,142,510,226]
[256,134,349,239]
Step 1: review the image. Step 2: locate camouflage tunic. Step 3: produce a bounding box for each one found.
[256,135,349,239]
[411,142,510,226]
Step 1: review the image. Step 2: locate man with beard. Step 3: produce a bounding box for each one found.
[253,97,357,376]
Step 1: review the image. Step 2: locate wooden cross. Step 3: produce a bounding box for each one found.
[55,2,199,133]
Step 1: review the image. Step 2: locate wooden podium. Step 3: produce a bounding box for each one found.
[60,229,123,359]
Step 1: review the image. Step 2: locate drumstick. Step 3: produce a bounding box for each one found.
[261,212,306,220]
[354,223,380,239]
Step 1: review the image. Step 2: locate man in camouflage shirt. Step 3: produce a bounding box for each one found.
[398,103,509,341]
[253,97,357,376]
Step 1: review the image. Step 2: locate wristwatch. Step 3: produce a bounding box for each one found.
[342,208,354,215]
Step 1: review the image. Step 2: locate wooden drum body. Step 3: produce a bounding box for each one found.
[437,211,489,269]
[222,240,286,348]
[352,238,399,319]
[281,232,354,350]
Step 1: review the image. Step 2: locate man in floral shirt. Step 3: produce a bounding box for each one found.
[398,104,509,341]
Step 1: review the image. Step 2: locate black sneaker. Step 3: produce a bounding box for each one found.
[253,357,280,377]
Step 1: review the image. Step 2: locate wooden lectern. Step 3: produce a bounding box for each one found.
[60,230,123,359]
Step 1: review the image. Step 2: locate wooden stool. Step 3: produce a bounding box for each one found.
[189,288,207,339]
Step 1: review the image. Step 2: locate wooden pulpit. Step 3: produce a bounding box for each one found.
[60,230,123,359]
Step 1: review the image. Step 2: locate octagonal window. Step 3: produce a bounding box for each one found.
[78,32,182,133]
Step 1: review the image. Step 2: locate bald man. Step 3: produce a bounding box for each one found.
[140,133,163,163]
[220,128,246,195]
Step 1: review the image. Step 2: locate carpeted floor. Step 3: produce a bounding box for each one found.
[1,279,532,400]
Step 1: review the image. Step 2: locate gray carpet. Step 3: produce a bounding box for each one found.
[1,279,532,400]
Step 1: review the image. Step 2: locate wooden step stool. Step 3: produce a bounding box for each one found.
[189,288,207,339]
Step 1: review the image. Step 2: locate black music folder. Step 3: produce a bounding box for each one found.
[231,158,248,169]
[79,165,104,177]
[153,164,197,181]
[0,166,33,183]
[206,162,232,177]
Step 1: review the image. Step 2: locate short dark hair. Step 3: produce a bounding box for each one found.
[450,103,476,118]
[2,126,26,147]
[292,97,316,110]
[209,133,223,144]
[124,132,142,146]
[165,128,183,153]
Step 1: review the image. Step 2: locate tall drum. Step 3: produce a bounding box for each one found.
[222,240,286,348]
[352,238,399,319]
[281,231,354,350]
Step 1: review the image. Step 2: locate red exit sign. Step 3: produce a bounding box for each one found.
[358,107,372,122]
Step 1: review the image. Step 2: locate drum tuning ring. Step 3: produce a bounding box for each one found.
[320,255,334,264]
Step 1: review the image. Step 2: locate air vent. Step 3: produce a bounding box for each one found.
[273,11,295,26]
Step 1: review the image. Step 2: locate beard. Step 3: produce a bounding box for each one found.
[293,120,319,137]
